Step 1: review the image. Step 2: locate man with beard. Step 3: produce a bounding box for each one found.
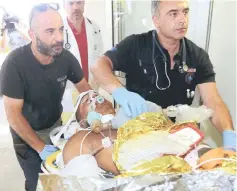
[0,3,92,191]
[91,0,236,150]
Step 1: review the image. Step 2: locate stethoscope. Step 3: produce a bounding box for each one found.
[152,31,188,91]
[65,29,71,50]
[64,28,101,50]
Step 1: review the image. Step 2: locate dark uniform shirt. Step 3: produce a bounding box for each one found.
[105,30,215,108]
[0,43,84,140]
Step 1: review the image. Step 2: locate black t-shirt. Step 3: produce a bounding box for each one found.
[0,43,84,139]
[104,30,215,108]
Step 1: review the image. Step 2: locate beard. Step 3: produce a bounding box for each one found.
[36,36,64,57]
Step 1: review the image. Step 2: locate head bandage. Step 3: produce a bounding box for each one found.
[50,90,114,149]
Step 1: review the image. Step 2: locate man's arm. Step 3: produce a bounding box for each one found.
[198,82,233,132]
[3,96,45,152]
[91,35,147,118]
[91,35,137,94]
[90,56,123,94]
[74,78,92,93]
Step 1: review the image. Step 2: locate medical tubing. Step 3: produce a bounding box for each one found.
[90,145,105,156]
[152,32,171,90]
[100,131,106,138]
[109,121,112,140]
[80,124,113,155]
[55,90,95,141]
[193,157,237,170]
[182,39,186,65]
[80,130,92,155]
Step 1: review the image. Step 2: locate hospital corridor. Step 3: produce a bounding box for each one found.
[0,0,236,190]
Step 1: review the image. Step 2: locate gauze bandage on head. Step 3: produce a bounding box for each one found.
[51,90,112,143]
[51,90,116,150]
[81,92,115,134]
[80,91,105,125]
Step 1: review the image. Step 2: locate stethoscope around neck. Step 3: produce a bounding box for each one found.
[65,29,71,50]
[64,26,100,50]
[152,31,188,91]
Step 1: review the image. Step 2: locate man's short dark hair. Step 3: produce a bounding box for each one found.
[29,3,60,28]
[151,0,160,16]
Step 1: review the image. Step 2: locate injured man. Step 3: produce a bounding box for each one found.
[44,90,236,178]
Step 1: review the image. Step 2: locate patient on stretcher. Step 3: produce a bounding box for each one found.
[48,91,236,178]
[62,91,164,175]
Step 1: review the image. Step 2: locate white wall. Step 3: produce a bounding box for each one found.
[122,0,153,37]
[186,0,211,49]
[209,0,236,126]
[200,0,236,147]
[208,1,236,126]
[84,0,113,51]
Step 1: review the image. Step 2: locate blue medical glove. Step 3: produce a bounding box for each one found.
[39,145,58,161]
[223,130,236,151]
[87,111,102,125]
[112,87,147,118]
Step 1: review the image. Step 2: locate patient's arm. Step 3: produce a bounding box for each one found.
[63,129,119,175]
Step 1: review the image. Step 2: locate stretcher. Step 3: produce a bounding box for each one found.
[40,91,236,181]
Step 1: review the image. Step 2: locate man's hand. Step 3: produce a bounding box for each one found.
[223,130,236,151]
[39,145,58,160]
[112,87,147,118]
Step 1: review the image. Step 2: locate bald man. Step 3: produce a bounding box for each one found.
[0,3,92,191]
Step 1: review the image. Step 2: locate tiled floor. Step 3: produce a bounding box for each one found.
[0,97,25,191]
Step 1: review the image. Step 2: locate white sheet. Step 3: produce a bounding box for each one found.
[58,154,104,178]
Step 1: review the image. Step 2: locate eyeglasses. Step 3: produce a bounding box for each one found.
[29,2,60,27]
[66,0,85,5]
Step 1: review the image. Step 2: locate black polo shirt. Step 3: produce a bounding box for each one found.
[104,30,215,108]
[0,43,84,140]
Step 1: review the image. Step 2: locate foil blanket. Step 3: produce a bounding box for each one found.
[37,170,236,191]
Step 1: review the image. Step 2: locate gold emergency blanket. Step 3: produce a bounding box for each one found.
[221,156,237,175]
[116,155,191,178]
[113,112,170,170]
[113,112,194,177]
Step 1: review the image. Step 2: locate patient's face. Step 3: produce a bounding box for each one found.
[76,94,116,121]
